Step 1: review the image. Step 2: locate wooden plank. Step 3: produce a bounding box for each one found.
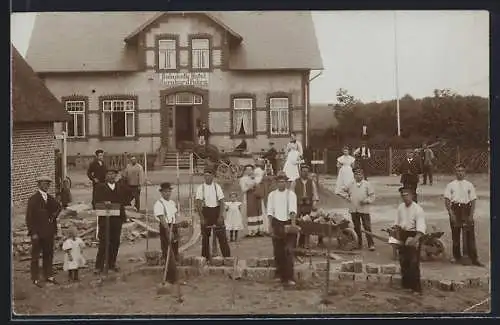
[130,218,159,235]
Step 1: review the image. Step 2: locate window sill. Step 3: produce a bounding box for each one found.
[157,68,180,73]
[100,136,139,141]
[66,137,89,142]
[230,134,257,139]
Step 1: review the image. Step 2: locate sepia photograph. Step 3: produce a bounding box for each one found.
[10,10,490,316]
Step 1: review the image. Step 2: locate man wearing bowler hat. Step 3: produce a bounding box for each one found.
[26,175,61,287]
[93,168,129,274]
[195,167,231,259]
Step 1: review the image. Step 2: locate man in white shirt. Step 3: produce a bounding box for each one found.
[394,187,427,294]
[153,182,180,284]
[339,168,376,250]
[195,168,231,259]
[267,171,298,286]
[444,163,483,266]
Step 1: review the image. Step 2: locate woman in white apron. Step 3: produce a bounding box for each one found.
[334,146,356,195]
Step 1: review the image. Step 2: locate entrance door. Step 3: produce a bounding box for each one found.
[175,106,194,147]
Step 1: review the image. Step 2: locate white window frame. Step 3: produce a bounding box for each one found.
[101,99,135,138]
[167,93,203,106]
[233,98,254,136]
[191,38,210,69]
[269,97,290,136]
[158,39,177,70]
[65,100,86,138]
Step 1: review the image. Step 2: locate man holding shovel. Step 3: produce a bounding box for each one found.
[195,168,231,260]
[153,182,180,286]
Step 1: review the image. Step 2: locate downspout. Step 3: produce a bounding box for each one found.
[305,70,323,148]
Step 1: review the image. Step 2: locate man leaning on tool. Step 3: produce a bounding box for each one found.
[267,171,299,287]
[195,167,231,259]
[93,168,129,274]
[444,163,484,266]
[26,175,62,287]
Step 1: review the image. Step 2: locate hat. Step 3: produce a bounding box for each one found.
[203,167,214,174]
[398,187,412,194]
[106,168,119,173]
[159,182,173,191]
[275,171,288,181]
[300,164,310,170]
[36,175,52,183]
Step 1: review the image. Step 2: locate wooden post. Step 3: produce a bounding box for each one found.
[388,147,393,176]
[62,131,67,180]
[323,148,328,174]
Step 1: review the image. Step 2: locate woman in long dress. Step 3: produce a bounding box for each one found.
[283,147,301,184]
[239,165,264,237]
[335,146,356,195]
[253,159,270,235]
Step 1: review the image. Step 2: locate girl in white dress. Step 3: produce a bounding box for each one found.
[225,192,244,242]
[335,146,356,195]
[62,226,86,282]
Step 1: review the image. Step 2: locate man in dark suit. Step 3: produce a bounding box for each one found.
[26,175,62,287]
[398,149,422,202]
[87,149,107,209]
[93,169,129,274]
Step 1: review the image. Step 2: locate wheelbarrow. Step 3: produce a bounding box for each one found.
[361,226,446,261]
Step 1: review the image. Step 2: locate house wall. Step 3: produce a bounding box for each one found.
[43,13,307,159]
[12,122,56,206]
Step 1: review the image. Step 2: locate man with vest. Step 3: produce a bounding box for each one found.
[353,141,371,180]
[295,165,320,249]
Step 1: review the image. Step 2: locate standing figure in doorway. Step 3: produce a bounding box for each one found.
[444,163,484,266]
[334,146,356,195]
[398,149,421,203]
[26,175,61,287]
[195,168,231,259]
[198,122,211,146]
[87,149,107,209]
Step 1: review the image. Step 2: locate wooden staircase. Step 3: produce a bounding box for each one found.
[162,151,205,172]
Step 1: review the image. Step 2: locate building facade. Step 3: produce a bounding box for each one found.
[26,12,323,165]
[11,46,70,205]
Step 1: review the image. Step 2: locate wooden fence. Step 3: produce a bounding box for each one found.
[309,146,489,176]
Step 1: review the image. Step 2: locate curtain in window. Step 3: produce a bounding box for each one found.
[234,110,252,135]
[75,114,84,136]
[103,112,112,137]
[125,112,134,137]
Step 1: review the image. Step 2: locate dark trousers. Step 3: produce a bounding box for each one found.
[91,184,96,209]
[351,212,374,248]
[359,158,369,179]
[30,236,55,281]
[159,224,179,284]
[270,160,278,176]
[95,215,123,271]
[422,165,433,185]
[298,203,313,248]
[129,185,141,210]
[398,230,422,292]
[68,269,79,281]
[450,203,478,262]
[402,180,418,203]
[201,206,231,259]
[271,218,297,282]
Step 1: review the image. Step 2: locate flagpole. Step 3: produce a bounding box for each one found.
[393,11,401,137]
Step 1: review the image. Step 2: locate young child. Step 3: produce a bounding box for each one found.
[62,226,86,281]
[225,192,244,242]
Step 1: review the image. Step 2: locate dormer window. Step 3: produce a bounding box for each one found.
[157,38,177,70]
[190,38,210,70]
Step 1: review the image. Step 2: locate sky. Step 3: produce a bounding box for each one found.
[11,11,489,104]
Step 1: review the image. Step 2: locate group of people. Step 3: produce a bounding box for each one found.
[25,139,484,296]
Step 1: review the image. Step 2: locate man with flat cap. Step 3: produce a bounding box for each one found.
[26,175,62,287]
[93,168,129,274]
[267,171,299,286]
[195,167,231,259]
[393,186,427,294]
[153,182,185,285]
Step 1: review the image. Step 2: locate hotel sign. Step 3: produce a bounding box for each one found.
[158,72,209,88]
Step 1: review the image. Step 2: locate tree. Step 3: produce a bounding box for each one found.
[336,88,358,107]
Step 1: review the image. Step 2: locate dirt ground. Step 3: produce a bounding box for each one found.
[12,271,490,315]
[11,171,491,315]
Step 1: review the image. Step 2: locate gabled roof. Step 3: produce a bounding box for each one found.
[26,11,323,72]
[124,12,243,44]
[12,45,70,123]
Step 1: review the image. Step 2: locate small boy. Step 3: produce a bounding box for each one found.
[339,168,376,250]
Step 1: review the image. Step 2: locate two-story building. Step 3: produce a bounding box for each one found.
[26,11,323,167]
